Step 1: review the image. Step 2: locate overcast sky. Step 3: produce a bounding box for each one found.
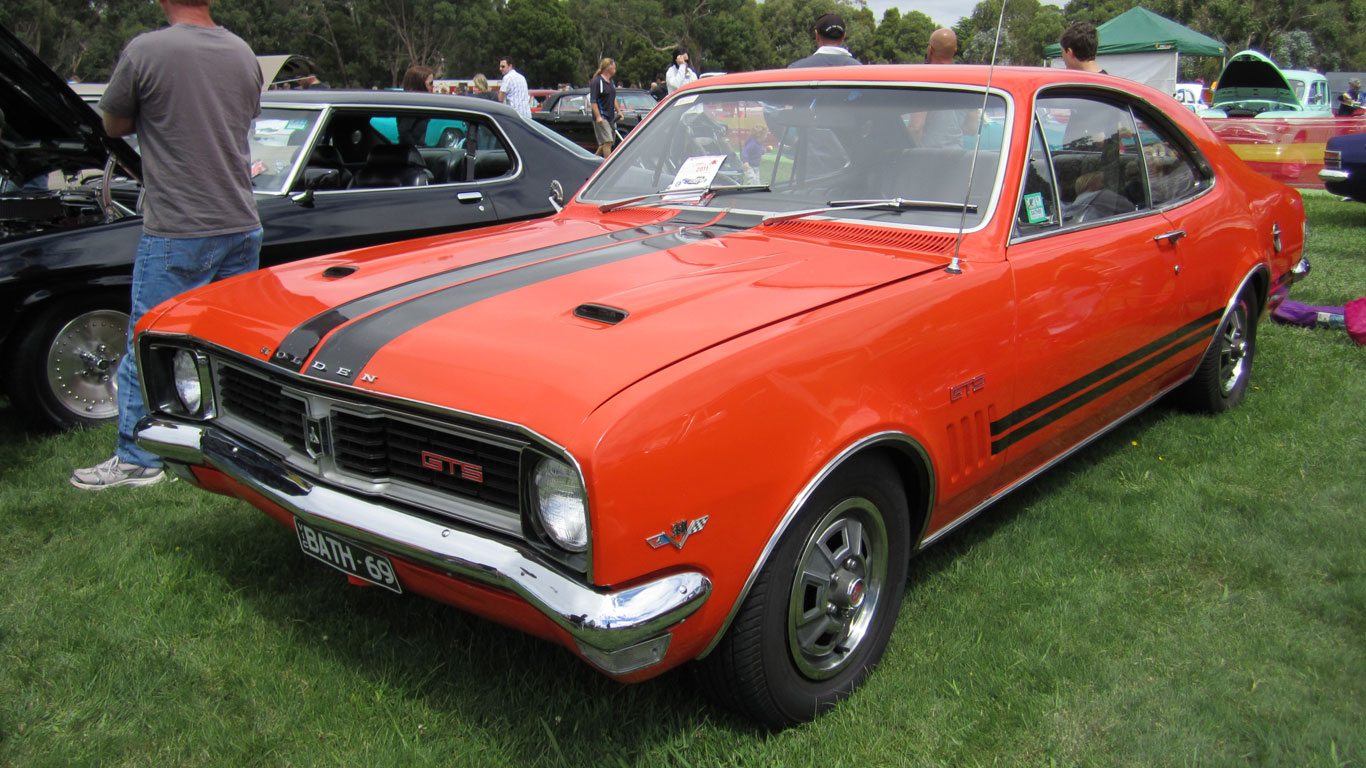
[861,0,980,28]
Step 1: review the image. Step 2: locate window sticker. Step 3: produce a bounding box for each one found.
[664,154,727,201]
[1024,192,1049,224]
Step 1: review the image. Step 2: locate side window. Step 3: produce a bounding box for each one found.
[1038,96,1149,227]
[304,110,513,190]
[1133,113,1209,207]
[1014,118,1060,237]
[556,95,586,114]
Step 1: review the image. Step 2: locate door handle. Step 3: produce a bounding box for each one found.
[1153,229,1186,245]
[457,192,483,204]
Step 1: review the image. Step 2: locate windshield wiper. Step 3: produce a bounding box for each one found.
[598,184,771,213]
[761,197,977,226]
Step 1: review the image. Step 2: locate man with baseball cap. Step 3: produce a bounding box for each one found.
[789,13,861,68]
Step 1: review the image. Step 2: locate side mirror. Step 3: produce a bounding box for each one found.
[549,179,565,211]
[291,187,315,208]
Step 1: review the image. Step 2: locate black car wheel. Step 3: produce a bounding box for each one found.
[695,454,910,728]
[9,296,129,430]
[1176,288,1257,413]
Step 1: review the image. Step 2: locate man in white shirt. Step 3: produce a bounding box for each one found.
[498,56,532,119]
[665,51,697,93]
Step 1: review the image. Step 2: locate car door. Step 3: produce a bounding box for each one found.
[997,94,1190,483]
[257,106,510,266]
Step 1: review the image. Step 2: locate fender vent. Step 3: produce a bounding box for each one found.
[322,265,358,278]
[574,303,629,325]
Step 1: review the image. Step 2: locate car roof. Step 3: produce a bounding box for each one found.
[260,89,523,118]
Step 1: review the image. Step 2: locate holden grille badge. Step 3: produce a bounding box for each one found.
[304,417,327,459]
[647,516,709,550]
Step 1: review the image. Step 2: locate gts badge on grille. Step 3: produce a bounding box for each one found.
[420,451,484,482]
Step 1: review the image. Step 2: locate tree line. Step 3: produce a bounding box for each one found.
[5,0,1363,92]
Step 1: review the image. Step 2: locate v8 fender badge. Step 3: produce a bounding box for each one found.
[647,516,709,550]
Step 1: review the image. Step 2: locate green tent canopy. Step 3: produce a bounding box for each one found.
[1043,6,1227,59]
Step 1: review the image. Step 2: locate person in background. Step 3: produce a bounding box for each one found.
[589,57,623,157]
[649,74,667,101]
[471,73,497,100]
[1059,22,1105,74]
[666,51,697,93]
[910,28,978,147]
[402,65,434,92]
[73,0,263,490]
[789,13,861,68]
[498,56,532,119]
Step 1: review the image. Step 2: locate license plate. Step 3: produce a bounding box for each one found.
[295,519,402,593]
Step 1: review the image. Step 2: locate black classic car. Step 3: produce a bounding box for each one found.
[531,88,658,150]
[1320,131,1366,202]
[0,25,601,431]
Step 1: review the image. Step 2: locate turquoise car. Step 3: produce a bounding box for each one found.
[1199,50,1333,118]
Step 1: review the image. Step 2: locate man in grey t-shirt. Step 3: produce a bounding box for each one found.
[72,0,264,490]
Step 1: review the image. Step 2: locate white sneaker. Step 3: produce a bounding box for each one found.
[70,456,168,490]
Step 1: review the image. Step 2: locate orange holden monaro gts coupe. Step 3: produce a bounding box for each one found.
[132,65,1309,727]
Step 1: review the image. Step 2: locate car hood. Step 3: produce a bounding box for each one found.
[145,209,954,437]
[0,24,140,182]
[1211,50,1300,109]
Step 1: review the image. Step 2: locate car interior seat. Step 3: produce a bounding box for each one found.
[349,144,433,188]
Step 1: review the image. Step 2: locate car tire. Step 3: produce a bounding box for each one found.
[694,454,910,728]
[8,296,129,431]
[1176,288,1257,414]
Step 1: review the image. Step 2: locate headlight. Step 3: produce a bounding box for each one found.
[172,350,203,414]
[533,457,588,552]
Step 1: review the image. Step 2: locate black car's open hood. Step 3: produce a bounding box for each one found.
[0,24,141,183]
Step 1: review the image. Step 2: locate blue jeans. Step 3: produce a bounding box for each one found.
[116,229,263,467]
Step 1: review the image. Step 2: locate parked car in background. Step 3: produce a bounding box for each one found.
[0,23,600,431]
[1201,50,1333,117]
[1172,83,1208,112]
[132,65,1307,727]
[532,87,657,149]
[1320,131,1366,201]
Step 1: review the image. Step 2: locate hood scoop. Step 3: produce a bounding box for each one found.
[321,265,359,279]
[573,303,630,325]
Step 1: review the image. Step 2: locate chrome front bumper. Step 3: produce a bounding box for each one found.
[136,417,711,674]
[1318,168,1349,183]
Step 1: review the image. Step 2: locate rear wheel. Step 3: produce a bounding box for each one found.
[1176,288,1257,413]
[8,296,128,431]
[695,455,910,728]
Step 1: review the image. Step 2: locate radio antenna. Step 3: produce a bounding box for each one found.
[946,0,1009,275]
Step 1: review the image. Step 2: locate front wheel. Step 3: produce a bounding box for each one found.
[694,455,910,728]
[8,296,129,431]
[1176,289,1257,413]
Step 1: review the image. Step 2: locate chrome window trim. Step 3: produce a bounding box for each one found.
[575,81,1016,237]
[250,103,329,196]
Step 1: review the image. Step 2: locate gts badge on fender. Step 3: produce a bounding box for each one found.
[647,516,709,550]
[950,374,986,402]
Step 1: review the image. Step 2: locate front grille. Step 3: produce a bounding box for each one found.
[332,411,521,510]
[219,365,307,450]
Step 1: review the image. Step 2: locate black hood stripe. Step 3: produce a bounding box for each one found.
[270,212,717,371]
[302,211,755,384]
[990,315,1220,455]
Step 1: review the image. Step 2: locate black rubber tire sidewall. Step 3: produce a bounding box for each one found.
[7,294,129,432]
[1178,289,1257,414]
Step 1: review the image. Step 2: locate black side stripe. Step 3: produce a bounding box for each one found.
[990,319,1218,454]
[270,214,712,371]
[303,212,754,384]
[991,308,1223,435]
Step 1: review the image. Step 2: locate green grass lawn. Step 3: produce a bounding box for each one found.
[1,192,1362,767]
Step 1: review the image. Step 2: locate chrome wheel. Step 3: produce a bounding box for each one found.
[787,497,890,680]
[1217,301,1250,396]
[44,309,127,420]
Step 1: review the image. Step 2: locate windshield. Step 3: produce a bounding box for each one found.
[249,107,323,193]
[621,92,659,111]
[581,85,1008,229]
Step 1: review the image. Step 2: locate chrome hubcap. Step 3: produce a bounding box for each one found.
[1217,304,1249,396]
[787,497,888,680]
[45,310,127,419]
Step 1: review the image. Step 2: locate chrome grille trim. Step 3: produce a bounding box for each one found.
[212,359,528,537]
